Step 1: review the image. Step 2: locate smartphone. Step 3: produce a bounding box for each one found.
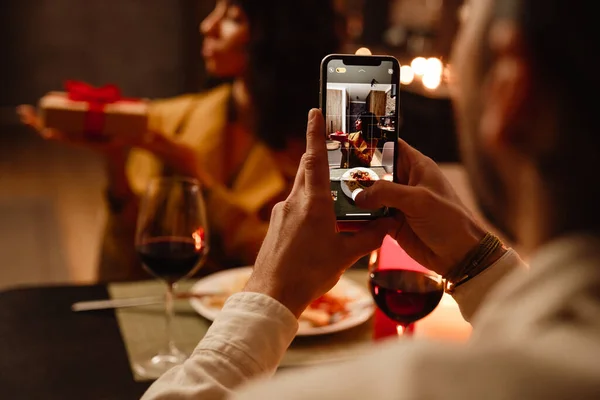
[320,54,400,224]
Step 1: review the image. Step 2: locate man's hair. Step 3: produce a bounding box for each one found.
[493,0,600,232]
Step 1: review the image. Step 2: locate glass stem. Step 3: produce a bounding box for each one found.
[165,282,176,355]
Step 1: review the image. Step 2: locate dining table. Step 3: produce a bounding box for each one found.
[0,284,152,399]
[0,164,481,400]
[0,265,470,399]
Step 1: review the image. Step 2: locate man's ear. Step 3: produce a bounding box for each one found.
[479,21,532,154]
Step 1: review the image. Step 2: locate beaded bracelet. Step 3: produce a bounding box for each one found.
[445,232,504,294]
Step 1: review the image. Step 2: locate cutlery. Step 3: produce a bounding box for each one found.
[71,291,225,312]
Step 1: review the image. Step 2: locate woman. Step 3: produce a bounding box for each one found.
[18,0,340,281]
[343,112,380,168]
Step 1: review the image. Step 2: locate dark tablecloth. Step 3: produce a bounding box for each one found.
[0,285,151,400]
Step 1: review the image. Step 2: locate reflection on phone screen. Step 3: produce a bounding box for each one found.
[325,59,399,220]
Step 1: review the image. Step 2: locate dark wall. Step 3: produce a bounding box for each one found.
[1,0,214,107]
[399,90,459,163]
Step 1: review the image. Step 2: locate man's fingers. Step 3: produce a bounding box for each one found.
[396,138,432,165]
[303,109,330,196]
[395,138,432,181]
[354,180,423,213]
[340,218,395,258]
[396,137,419,156]
[289,156,306,198]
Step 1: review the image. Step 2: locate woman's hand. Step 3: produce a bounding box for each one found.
[355,139,486,277]
[17,105,214,188]
[137,133,216,189]
[17,105,129,158]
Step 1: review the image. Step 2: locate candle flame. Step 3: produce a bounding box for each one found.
[400,65,415,85]
[192,228,205,251]
[411,57,427,76]
[426,57,443,76]
[422,73,442,90]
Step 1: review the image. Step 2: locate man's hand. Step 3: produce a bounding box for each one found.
[355,139,486,277]
[244,109,390,317]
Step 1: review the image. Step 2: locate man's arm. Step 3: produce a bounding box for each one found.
[141,109,390,400]
[233,321,585,400]
[140,109,525,400]
[141,293,298,400]
[142,249,527,400]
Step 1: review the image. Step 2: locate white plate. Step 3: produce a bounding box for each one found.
[340,167,380,200]
[189,267,374,336]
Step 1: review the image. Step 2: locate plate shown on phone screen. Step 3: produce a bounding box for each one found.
[341,168,380,200]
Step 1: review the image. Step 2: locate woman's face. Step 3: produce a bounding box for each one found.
[200,0,250,78]
[355,118,362,131]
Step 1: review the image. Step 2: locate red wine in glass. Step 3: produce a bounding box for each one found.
[134,177,208,379]
[136,236,206,284]
[369,269,444,334]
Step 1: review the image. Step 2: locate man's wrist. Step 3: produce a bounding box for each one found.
[243,275,307,319]
[437,222,486,277]
[445,232,506,294]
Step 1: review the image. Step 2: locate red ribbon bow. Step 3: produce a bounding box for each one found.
[64,80,127,137]
[66,80,122,104]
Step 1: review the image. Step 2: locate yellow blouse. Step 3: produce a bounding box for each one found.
[98,85,300,281]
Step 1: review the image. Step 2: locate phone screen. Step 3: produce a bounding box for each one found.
[322,56,400,221]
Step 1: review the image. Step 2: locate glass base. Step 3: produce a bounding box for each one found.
[134,348,188,379]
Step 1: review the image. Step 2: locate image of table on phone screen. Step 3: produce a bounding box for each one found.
[330,166,388,218]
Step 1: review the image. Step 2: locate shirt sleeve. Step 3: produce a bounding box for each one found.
[141,292,299,400]
[451,249,528,322]
[232,328,591,400]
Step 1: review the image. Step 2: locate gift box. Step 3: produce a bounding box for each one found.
[39,80,149,141]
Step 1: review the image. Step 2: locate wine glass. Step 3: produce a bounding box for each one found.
[134,177,209,378]
[368,247,444,337]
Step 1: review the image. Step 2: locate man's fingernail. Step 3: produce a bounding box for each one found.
[351,188,363,202]
[308,108,319,122]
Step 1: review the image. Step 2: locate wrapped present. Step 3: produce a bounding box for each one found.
[39,80,149,141]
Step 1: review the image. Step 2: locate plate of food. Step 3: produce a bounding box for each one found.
[189,267,374,336]
[340,167,380,200]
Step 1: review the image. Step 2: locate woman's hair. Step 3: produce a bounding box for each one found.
[235,0,341,149]
[358,112,377,129]
[358,111,379,138]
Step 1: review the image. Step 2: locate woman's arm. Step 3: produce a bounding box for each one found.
[348,132,377,166]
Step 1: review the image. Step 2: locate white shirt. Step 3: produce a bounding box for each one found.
[142,235,600,399]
